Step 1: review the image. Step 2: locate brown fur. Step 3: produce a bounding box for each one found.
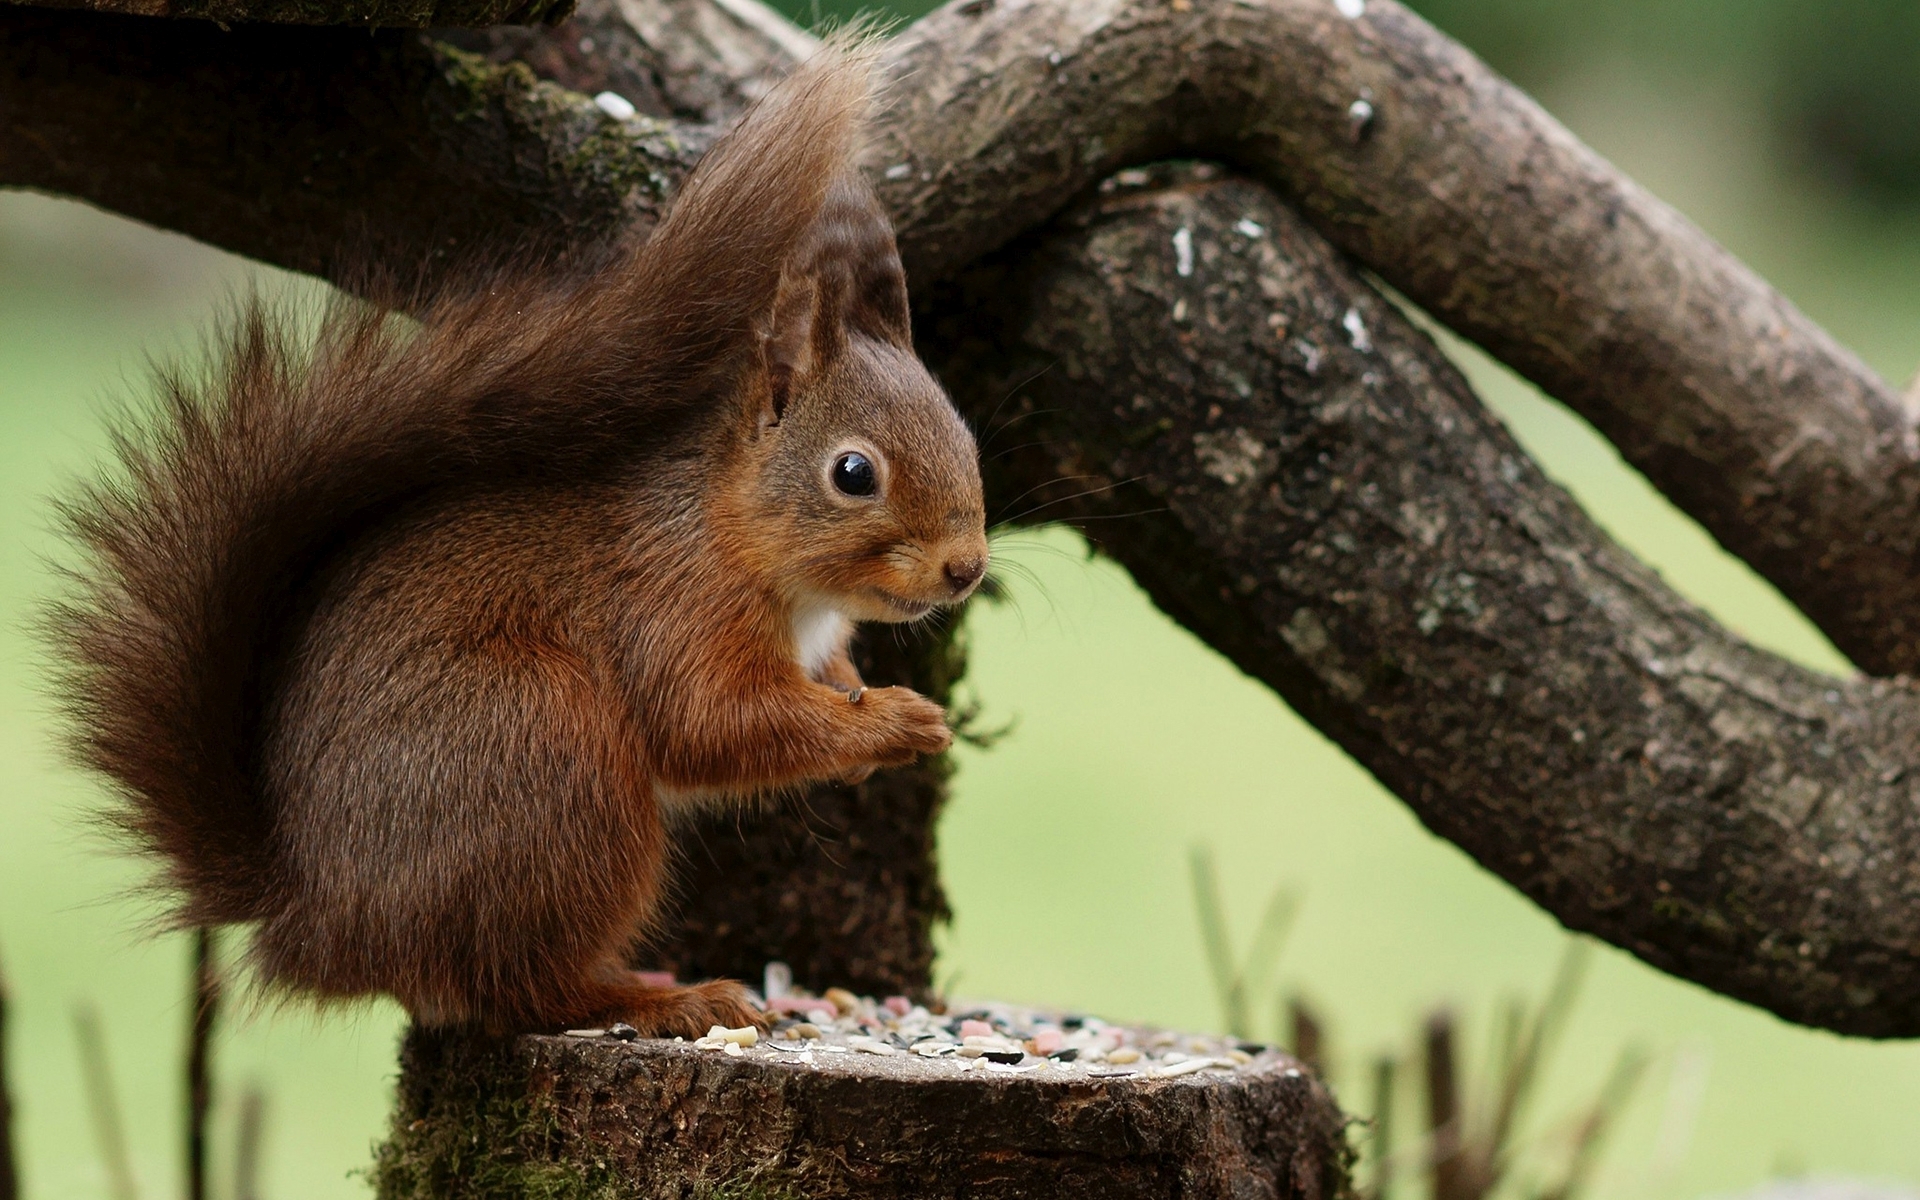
[50,39,987,1036]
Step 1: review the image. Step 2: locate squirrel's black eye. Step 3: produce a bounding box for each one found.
[831,452,877,497]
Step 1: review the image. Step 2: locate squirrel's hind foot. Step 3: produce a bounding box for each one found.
[581,975,766,1038]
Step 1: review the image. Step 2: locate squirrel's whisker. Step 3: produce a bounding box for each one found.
[994,474,1148,527]
[974,364,1057,450]
[985,436,1065,464]
[987,472,1109,527]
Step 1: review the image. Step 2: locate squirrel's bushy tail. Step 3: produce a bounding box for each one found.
[50,39,880,926]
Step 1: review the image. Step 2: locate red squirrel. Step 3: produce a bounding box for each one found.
[53,41,987,1037]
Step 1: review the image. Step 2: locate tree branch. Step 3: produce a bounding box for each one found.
[0,0,814,283]
[922,166,1920,1035]
[10,0,1914,680]
[0,0,571,29]
[0,7,704,288]
[437,0,811,124]
[872,0,1920,677]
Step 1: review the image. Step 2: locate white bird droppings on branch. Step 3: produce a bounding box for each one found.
[591,91,636,120]
[1347,98,1375,140]
[1343,307,1371,351]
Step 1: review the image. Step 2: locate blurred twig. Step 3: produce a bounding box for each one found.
[1189,845,1240,1034]
[1188,845,1299,1040]
[1478,942,1590,1182]
[72,1002,139,1200]
[188,928,220,1200]
[1489,944,1582,1152]
[1368,1054,1397,1200]
[1181,861,1641,1200]
[234,1082,268,1200]
[945,691,1018,750]
[1483,998,1523,1127]
[1644,1044,1711,1192]
[1289,996,1326,1078]
[1537,1045,1650,1200]
[1424,1009,1469,1200]
[1416,941,1637,1200]
[0,947,18,1200]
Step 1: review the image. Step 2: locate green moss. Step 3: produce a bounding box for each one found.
[425,41,684,212]
[368,1033,820,1199]
[370,1067,623,1200]
[432,43,540,123]
[372,1088,805,1200]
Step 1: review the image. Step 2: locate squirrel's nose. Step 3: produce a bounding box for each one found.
[944,557,985,594]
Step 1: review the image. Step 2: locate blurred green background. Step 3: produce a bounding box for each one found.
[3,1,1919,1197]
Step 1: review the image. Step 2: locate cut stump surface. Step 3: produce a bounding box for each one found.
[376,1010,1350,1199]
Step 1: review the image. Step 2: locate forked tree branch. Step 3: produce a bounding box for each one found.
[6,0,1920,1033]
[10,0,1915,677]
[924,167,1920,1036]
[871,0,1920,679]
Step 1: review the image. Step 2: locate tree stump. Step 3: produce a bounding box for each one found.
[372,1014,1349,1199]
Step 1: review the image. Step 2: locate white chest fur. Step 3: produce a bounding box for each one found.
[791,604,851,679]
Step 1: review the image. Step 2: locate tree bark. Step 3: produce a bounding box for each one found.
[923,166,1920,1035]
[0,0,570,27]
[437,0,812,123]
[872,0,1920,678]
[0,8,701,290]
[0,0,802,288]
[8,0,1920,1033]
[372,1026,1348,1199]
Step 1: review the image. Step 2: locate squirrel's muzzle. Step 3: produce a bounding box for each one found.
[943,556,986,596]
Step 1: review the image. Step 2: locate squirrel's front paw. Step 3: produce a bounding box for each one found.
[862,686,953,763]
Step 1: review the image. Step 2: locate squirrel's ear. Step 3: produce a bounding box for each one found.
[757,173,913,427]
[760,271,830,428]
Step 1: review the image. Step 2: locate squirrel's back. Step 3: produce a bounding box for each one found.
[51,41,883,928]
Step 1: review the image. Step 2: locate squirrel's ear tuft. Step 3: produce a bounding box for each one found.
[610,32,885,407]
[758,172,913,425]
[806,173,912,351]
